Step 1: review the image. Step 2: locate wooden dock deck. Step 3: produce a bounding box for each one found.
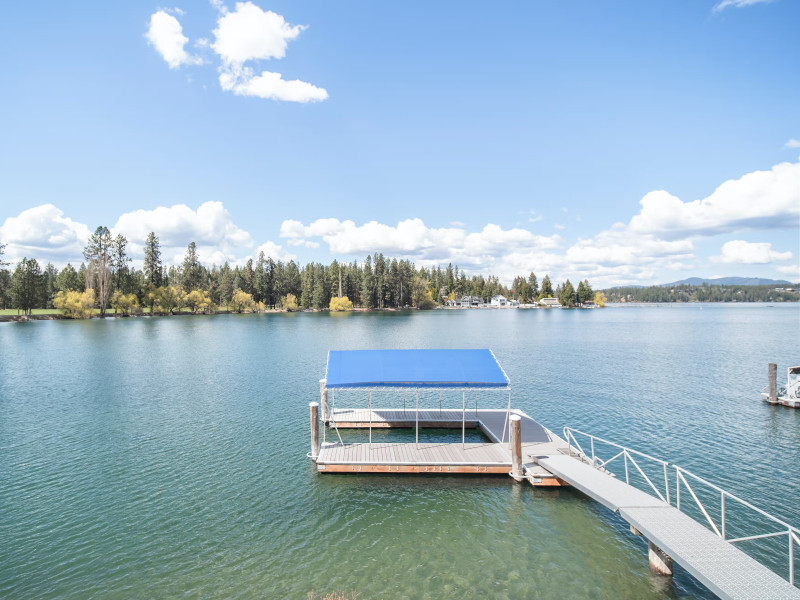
[316,408,569,484]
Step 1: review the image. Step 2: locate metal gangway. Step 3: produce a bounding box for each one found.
[534,428,800,600]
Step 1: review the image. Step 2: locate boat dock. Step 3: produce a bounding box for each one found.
[307,349,800,599]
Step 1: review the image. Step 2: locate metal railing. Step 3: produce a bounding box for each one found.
[563,427,670,504]
[562,426,799,587]
[674,465,800,585]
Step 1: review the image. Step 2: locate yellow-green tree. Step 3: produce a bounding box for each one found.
[111,291,139,316]
[329,296,354,311]
[418,289,437,310]
[281,293,299,312]
[594,291,607,307]
[185,289,214,314]
[230,288,255,313]
[155,285,185,314]
[53,289,95,319]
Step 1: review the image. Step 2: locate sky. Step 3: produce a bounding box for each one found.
[0,0,798,287]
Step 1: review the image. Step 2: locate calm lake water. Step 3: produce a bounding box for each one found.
[1,304,799,599]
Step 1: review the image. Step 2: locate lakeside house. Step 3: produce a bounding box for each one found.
[490,294,507,307]
[459,295,483,308]
[539,297,562,308]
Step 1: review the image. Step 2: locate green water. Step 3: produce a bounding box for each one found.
[1,305,799,599]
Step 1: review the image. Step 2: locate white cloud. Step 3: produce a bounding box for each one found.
[212,2,304,65]
[0,204,91,264]
[146,10,202,69]
[785,139,800,149]
[713,0,775,12]
[115,201,251,248]
[219,66,328,102]
[628,160,800,239]
[256,241,295,262]
[210,2,327,103]
[776,264,800,279]
[280,217,561,272]
[711,240,793,264]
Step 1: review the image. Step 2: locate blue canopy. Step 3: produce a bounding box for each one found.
[325,349,509,389]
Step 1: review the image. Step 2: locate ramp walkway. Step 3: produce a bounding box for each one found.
[538,454,800,600]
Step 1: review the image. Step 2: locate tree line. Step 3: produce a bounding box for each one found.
[0,228,597,316]
[603,283,799,303]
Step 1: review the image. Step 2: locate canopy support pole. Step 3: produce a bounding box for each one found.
[368,390,372,448]
[415,390,419,448]
[331,389,343,445]
[462,391,466,449]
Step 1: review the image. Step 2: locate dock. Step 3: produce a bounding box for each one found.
[308,349,800,599]
[317,408,566,483]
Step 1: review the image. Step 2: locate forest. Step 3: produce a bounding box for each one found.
[0,228,595,316]
[603,284,799,303]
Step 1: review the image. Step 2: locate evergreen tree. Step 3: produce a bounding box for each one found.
[540,274,554,298]
[10,258,44,315]
[182,242,203,291]
[559,279,576,307]
[143,232,163,288]
[112,234,132,294]
[83,226,113,316]
[528,272,539,298]
[43,262,58,307]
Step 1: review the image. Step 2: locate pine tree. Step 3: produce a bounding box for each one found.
[143,232,163,288]
[83,226,113,316]
[10,258,44,315]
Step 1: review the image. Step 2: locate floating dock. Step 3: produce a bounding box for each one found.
[308,349,800,599]
[763,364,800,408]
[316,408,566,484]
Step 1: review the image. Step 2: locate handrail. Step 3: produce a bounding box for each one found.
[562,426,800,587]
[563,427,670,503]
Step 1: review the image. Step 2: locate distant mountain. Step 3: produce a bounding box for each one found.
[660,277,792,287]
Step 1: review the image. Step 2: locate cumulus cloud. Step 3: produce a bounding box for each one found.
[212,2,327,102]
[145,10,202,69]
[713,0,775,12]
[256,241,295,262]
[146,2,327,103]
[628,160,800,239]
[115,201,251,248]
[280,217,561,269]
[785,139,800,149]
[711,240,793,264]
[218,65,328,102]
[0,204,91,264]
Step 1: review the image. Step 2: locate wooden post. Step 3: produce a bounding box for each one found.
[319,379,329,421]
[648,540,673,576]
[310,402,320,461]
[768,363,778,404]
[510,415,523,481]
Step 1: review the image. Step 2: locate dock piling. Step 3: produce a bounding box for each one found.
[510,415,523,481]
[310,402,320,461]
[768,363,778,404]
[319,379,329,421]
[648,540,673,576]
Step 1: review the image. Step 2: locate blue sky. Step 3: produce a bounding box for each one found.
[1,0,798,286]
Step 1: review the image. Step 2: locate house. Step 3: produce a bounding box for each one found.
[508,299,520,307]
[539,297,562,308]
[581,301,597,308]
[459,295,483,307]
[490,295,507,307]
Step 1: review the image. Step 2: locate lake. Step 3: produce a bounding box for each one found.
[1,304,798,599]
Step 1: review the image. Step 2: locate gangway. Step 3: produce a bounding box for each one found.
[534,430,800,600]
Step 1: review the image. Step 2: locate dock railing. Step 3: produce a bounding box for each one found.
[563,427,670,504]
[563,426,800,587]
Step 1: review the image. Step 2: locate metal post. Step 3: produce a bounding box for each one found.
[415,390,419,447]
[790,529,795,586]
[462,391,466,449]
[309,402,320,461]
[319,379,329,422]
[368,390,372,447]
[676,467,681,510]
[769,363,778,403]
[510,415,523,481]
[624,451,629,484]
[591,437,596,467]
